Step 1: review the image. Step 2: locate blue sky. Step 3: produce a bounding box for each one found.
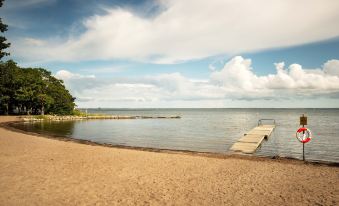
[2,0,339,108]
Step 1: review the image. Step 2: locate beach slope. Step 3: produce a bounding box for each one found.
[0,116,338,205]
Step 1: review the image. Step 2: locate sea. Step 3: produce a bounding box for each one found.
[11,108,339,163]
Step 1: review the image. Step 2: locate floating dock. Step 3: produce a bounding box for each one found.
[230,120,276,154]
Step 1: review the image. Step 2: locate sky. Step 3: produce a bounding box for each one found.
[2,0,339,108]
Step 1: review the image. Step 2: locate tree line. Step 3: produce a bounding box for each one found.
[0,60,76,115]
[0,0,76,115]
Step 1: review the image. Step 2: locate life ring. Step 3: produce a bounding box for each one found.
[296,127,312,143]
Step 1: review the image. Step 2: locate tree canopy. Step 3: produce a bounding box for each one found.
[0,60,76,115]
[0,0,10,59]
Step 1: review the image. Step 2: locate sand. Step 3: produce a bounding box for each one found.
[0,116,338,206]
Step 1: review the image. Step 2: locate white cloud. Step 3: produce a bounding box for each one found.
[55,70,95,80]
[12,0,339,63]
[210,57,339,99]
[324,60,339,76]
[55,57,339,107]
[23,38,47,47]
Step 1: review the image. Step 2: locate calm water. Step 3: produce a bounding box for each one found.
[12,109,339,163]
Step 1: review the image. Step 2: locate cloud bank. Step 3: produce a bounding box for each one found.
[55,56,339,107]
[12,0,339,63]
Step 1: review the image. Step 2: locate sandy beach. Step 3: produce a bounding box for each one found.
[0,116,338,206]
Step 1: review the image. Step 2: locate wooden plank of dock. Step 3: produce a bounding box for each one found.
[230,124,275,154]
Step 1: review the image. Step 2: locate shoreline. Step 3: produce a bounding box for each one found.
[21,114,181,121]
[3,118,338,167]
[1,116,338,205]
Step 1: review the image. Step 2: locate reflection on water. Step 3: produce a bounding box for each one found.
[18,120,76,137]
[12,108,339,163]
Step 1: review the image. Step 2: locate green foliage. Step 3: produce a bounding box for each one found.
[0,60,76,115]
[72,109,87,116]
[0,0,10,59]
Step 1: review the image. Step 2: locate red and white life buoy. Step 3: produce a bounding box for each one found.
[296,127,312,143]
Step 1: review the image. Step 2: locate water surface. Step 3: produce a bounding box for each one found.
[12,108,339,163]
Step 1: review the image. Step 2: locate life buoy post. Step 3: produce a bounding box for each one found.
[296,114,312,161]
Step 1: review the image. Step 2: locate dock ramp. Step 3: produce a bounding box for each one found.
[230,119,276,154]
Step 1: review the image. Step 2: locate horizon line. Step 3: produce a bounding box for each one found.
[77,107,339,109]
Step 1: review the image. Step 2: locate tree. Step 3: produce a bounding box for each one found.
[37,94,54,115]
[0,0,10,60]
[44,75,75,115]
[0,95,9,114]
[0,61,76,115]
[0,60,17,114]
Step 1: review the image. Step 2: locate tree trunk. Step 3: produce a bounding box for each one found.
[4,104,8,115]
[41,104,44,115]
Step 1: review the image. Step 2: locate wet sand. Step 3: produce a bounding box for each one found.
[0,116,338,205]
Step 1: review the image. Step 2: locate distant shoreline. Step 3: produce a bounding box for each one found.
[20,114,181,121]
